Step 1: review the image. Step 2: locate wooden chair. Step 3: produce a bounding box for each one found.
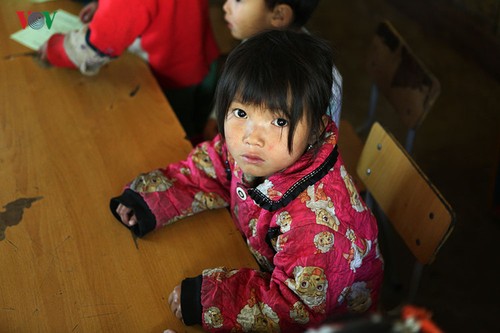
[356,122,455,304]
[360,20,441,153]
[339,20,441,189]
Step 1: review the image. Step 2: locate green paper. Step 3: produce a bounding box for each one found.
[10,9,82,50]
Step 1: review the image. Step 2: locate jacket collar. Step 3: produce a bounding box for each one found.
[246,121,339,212]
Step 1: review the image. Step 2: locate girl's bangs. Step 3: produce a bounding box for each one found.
[233,75,295,119]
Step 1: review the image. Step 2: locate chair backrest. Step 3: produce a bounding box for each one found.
[356,122,455,265]
[366,20,441,131]
[340,21,442,193]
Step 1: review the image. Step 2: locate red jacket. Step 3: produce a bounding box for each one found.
[110,120,384,332]
[45,0,219,89]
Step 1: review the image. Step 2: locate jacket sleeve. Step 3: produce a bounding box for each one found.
[110,136,231,237]
[44,0,151,74]
[44,26,111,75]
[190,223,382,332]
[86,0,151,57]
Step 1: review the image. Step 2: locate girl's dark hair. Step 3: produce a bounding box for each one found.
[215,29,334,153]
[265,0,320,28]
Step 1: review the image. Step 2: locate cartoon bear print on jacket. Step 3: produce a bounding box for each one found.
[290,301,310,324]
[303,183,340,231]
[343,228,372,272]
[313,231,335,253]
[324,131,337,145]
[192,145,216,178]
[204,306,224,329]
[236,289,280,332]
[337,281,373,313]
[274,234,288,253]
[179,167,191,176]
[285,266,328,312]
[340,165,365,212]
[129,170,175,193]
[203,266,238,282]
[256,179,283,200]
[276,211,292,233]
[248,218,258,237]
[192,191,226,213]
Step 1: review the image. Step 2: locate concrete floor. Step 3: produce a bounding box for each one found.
[210,1,500,332]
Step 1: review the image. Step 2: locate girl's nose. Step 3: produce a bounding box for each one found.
[243,123,265,147]
[223,1,230,14]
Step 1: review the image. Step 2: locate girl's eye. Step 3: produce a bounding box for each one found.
[232,108,247,118]
[272,118,289,127]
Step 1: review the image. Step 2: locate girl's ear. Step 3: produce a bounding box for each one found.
[318,115,330,140]
[321,115,329,132]
[270,4,294,29]
[309,115,330,145]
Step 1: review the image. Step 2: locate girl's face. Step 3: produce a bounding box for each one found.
[224,101,310,178]
[223,0,275,40]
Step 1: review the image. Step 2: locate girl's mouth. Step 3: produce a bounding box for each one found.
[241,154,264,164]
[224,17,232,29]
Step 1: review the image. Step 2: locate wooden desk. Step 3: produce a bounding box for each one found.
[0,1,257,332]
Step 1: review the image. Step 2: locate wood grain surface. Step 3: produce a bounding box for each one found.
[0,1,257,332]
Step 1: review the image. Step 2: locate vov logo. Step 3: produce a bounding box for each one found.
[16,11,57,30]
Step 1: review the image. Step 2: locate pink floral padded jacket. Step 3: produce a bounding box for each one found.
[110,120,384,332]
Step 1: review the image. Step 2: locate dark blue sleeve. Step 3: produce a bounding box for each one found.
[109,189,156,237]
[181,275,203,326]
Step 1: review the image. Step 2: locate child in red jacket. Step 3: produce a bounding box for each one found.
[39,0,219,141]
[111,30,383,332]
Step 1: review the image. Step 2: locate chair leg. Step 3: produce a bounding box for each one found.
[356,84,379,134]
[405,128,416,155]
[365,192,404,307]
[377,209,402,286]
[408,261,424,303]
[364,190,374,208]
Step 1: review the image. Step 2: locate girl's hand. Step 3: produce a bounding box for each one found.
[79,1,98,23]
[115,204,138,226]
[38,42,48,62]
[168,285,183,321]
[35,41,52,69]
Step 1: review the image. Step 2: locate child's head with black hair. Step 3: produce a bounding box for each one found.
[215,29,334,178]
[223,0,320,40]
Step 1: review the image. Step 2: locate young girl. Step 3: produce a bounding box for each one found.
[110,30,383,332]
